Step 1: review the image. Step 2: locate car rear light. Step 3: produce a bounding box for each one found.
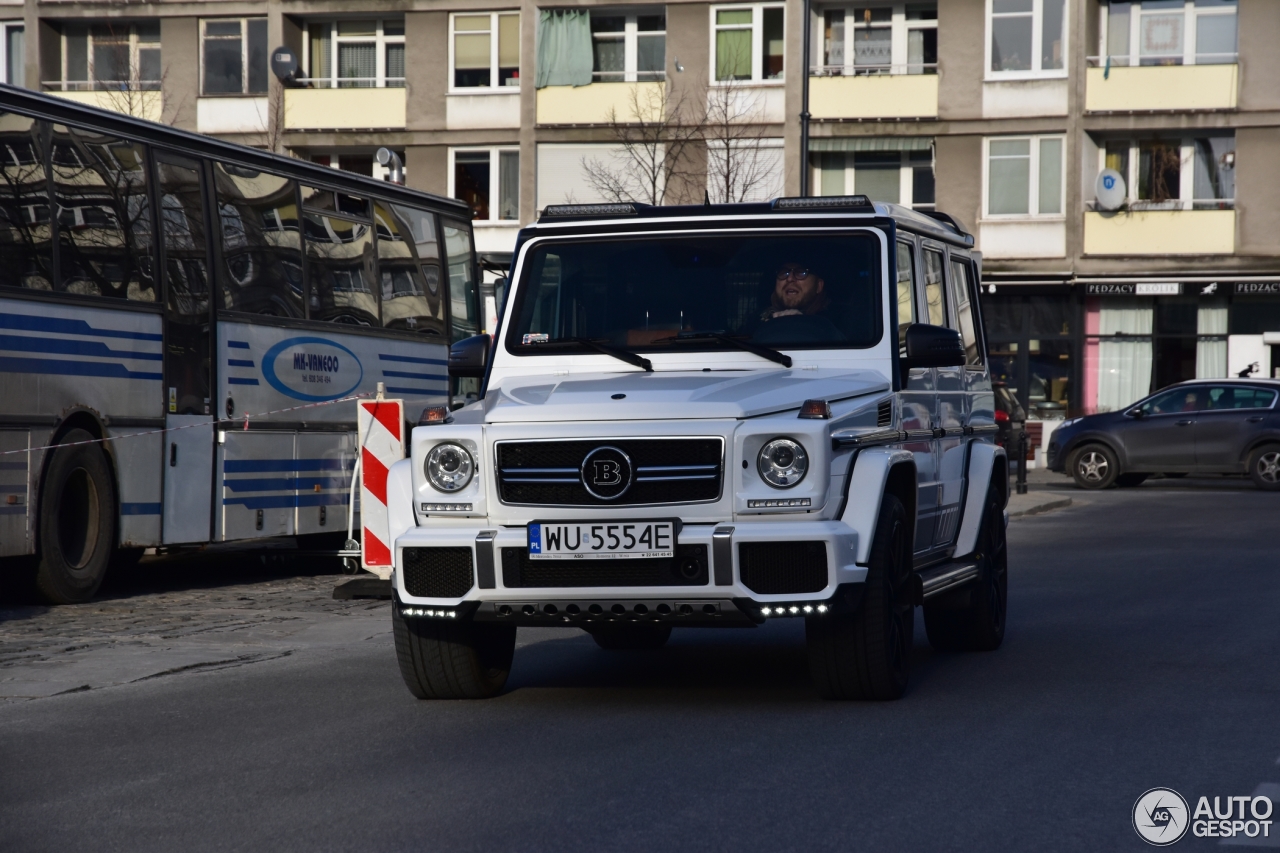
[994,410,1009,423]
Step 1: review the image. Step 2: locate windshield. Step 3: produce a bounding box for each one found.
[506,233,883,355]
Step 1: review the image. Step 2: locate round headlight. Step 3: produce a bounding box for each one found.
[425,443,474,492]
[757,438,808,489]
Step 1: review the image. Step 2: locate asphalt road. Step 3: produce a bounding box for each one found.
[2,477,1279,851]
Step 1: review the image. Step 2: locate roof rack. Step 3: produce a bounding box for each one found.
[917,209,971,238]
[540,203,646,218]
[771,195,873,211]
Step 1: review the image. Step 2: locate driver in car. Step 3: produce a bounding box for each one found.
[754,262,844,344]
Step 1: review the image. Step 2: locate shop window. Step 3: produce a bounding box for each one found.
[214,163,303,318]
[981,293,1074,418]
[988,0,1066,76]
[56,22,160,91]
[590,11,666,82]
[817,3,936,76]
[1101,0,1236,67]
[305,19,405,88]
[985,136,1063,217]
[1100,135,1234,210]
[714,4,785,82]
[451,148,519,222]
[202,19,268,95]
[452,12,519,89]
[810,146,934,209]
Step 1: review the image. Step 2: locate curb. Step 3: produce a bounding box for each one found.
[1007,497,1073,519]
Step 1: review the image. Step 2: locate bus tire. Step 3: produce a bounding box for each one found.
[393,604,516,699]
[34,429,116,604]
[806,493,913,700]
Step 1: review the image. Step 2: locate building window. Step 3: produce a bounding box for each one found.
[810,146,934,209]
[713,4,785,82]
[1100,135,1235,210]
[451,148,519,222]
[815,3,936,76]
[202,19,268,95]
[1101,0,1237,67]
[590,11,666,82]
[304,20,405,88]
[985,136,1064,217]
[984,293,1074,417]
[0,22,23,86]
[987,0,1066,76]
[452,12,520,90]
[55,22,160,91]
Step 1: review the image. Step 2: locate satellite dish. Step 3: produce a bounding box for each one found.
[1096,168,1126,211]
[271,47,299,84]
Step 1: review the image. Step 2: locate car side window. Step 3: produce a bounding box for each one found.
[1140,387,1202,415]
[895,241,916,349]
[1203,386,1278,410]
[948,256,982,367]
[922,247,946,326]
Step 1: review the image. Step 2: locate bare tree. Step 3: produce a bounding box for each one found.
[702,59,777,203]
[256,79,290,154]
[580,82,703,205]
[88,26,187,126]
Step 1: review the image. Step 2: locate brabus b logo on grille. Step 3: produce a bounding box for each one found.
[580,446,633,500]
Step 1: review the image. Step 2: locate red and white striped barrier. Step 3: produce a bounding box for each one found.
[357,398,405,579]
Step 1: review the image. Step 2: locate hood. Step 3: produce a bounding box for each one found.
[482,369,890,423]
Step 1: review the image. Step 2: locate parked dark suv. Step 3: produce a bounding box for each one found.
[1048,379,1280,490]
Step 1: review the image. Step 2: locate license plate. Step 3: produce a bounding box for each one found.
[527,522,676,560]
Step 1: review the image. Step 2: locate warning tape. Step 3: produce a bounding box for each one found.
[0,393,383,457]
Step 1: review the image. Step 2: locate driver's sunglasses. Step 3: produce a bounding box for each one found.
[775,267,813,280]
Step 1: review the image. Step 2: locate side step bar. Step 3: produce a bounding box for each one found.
[911,560,979,605]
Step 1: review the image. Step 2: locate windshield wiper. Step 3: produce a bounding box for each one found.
[564,337,653,372]
[656,331,793,368]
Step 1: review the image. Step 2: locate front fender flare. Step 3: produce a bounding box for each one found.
[840,447,916,565]
[953,442,1006,558]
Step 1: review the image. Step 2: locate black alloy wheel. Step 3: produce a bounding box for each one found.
[924,484,1008,652]
[393,604,517,699]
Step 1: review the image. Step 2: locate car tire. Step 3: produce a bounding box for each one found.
[586,624,672,650]
[1068,444,1120,490]
[392,605,516,699]
[924,484,1008,653]
[1247,444,1280,491]
[1115,473,1148,487]
[34,429,116,605]
[806,493,913,700]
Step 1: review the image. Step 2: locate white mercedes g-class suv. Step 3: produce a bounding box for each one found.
[386,196,1008,700]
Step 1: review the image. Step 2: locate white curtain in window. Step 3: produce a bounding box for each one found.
[1196,303,1228,378]
[1097,299,1153,412]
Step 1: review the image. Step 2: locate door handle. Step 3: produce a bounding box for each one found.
[1247,416,1264,423]
[1175,420,1194,427]
[169,442,177,466]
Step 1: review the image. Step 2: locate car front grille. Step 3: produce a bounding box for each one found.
[496,438,723,507]
[738,541,828,595]
[500,544,709,587]
[402,547,475,598]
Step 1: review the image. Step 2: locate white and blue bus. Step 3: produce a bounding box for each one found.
[0,86,480,603]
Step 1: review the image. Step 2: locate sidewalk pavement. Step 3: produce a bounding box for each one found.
[1007,467,1077,518]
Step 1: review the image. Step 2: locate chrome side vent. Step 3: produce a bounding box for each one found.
[877,399,892,428]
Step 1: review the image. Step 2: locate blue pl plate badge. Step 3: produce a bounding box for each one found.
[528,523,542,554]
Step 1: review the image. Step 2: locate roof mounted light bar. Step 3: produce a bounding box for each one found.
[772,195,873,211]
[540,203,641,218]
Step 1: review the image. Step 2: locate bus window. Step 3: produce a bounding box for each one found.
[378,203,445,337]
[0,111,54,292]
[157,155,211,415]
[301,185,368,221]
[50,124,156,302]
[443,219,478,342]
[213,163,304,318]
[304,210,377,325]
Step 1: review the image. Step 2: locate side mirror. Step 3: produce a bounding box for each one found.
[1127,408,1145,419]
[902,323,966,369]
[449,333,491,378]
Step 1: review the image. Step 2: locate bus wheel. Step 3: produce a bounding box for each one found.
[35,430,116,604]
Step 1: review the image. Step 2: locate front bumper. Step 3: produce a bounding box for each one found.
[393,519,866,620]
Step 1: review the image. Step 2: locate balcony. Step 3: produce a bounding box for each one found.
[283,86,406,131]
[1083,210,1235,256]
[808,71,938,120]
[46,88,163,124]
[536,81,664,126]
[1085,62,1238,112]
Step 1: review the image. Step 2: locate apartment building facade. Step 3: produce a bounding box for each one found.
[4,0,1280,429]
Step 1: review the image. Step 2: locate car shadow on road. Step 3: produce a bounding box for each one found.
[500,622,951,704]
